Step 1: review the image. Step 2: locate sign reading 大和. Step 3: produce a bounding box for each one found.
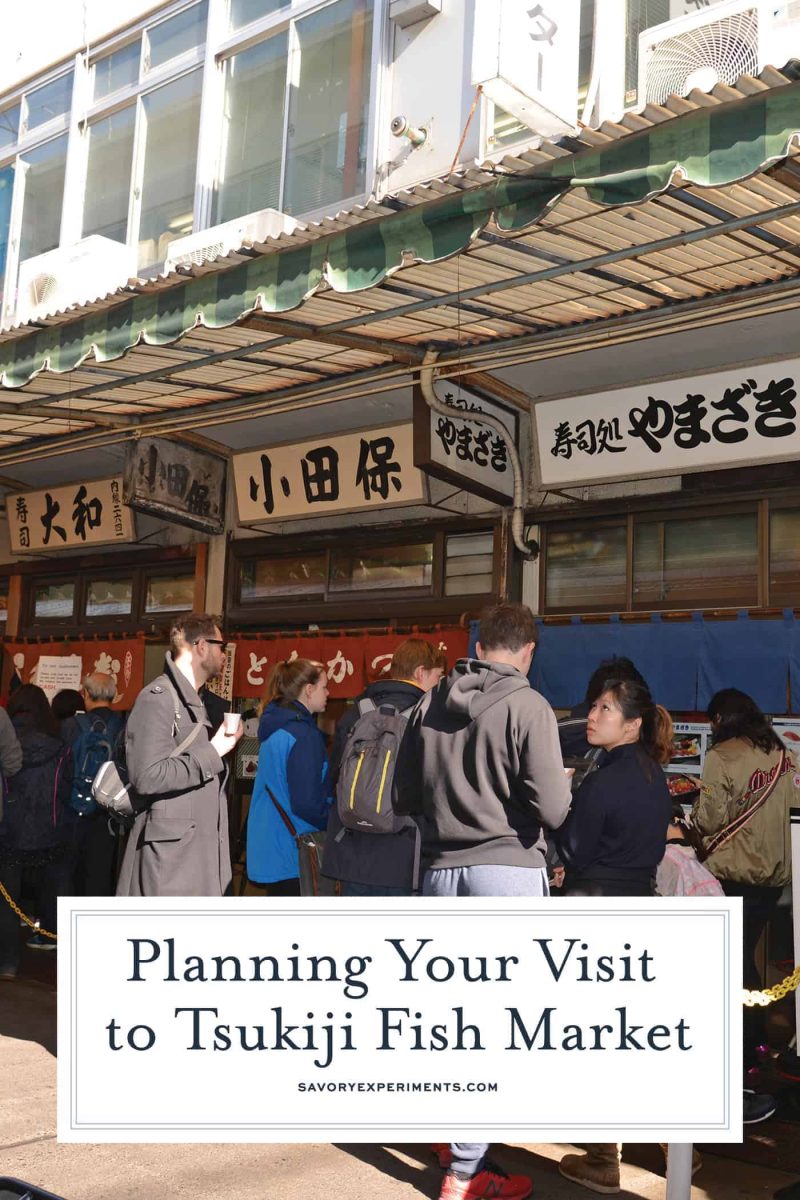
[413,383,517,505]
[233,424,425,523]
[535,359,800,488]
[8,476,134,553]
[124,437,227,534]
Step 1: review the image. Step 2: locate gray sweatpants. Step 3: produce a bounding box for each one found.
[424,863,549,1176]
[423,864,550,897]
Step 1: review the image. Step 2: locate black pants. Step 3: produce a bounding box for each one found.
[722,880,783,1068]
[0,854,74,970]
[70,814,117,896]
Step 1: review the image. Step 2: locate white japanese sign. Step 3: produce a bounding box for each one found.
[535,359,800,488]
[8,476,134,553]
[472,0,580,138]
[414,383,517,504]
[234,424,425,523]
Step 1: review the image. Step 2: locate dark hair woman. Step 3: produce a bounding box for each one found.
[693,688,796,1072]
[556,678,673,898]
[555,679,673,1192]
[245,660,333,895]
[0,685,74,976]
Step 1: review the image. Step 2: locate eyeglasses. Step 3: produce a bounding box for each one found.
[195,638,227,650]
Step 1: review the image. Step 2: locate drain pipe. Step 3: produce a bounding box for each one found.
[420,349,532,557]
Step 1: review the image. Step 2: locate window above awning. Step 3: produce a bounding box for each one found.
[1,71,800,464]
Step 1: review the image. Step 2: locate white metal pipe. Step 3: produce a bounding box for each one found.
[665,1142,693,1200]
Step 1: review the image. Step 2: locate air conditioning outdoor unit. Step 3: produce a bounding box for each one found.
[638,0,800,107]
[164,208,301,272]
[15,236,137,326]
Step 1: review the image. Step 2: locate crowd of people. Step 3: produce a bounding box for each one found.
[0,606,795,1200]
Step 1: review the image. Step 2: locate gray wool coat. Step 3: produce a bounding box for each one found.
[116,655,231,897]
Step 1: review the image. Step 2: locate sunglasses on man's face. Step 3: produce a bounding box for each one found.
[195,638,227,650]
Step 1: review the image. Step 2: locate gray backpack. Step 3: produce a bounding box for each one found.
[336,698,414,834]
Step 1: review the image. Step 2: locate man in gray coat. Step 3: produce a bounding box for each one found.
[117,614,241,897]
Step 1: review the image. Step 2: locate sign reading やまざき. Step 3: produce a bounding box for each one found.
[9,476,134,553]
[535,358,800,488]
[233,424,424,523]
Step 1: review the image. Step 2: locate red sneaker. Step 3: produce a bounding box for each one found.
[439,1161,533,1200]
[433,1144,454,1169]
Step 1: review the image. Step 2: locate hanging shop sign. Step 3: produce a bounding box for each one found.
[233,423,425,523]
[232,627,470,700]
[5,635,146,708]
[8,476,134,553]
[535,358,800,488]
[413,382,518,505]
[472,0,579,138]
[123,437,227,534]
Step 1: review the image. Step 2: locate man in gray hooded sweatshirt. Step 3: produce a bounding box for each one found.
[395,602,571,897]
[394,603,572,1200]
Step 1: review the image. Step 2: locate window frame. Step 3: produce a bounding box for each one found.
[18,551,196,636]
[227,519,501,627]
[537,497,799,616]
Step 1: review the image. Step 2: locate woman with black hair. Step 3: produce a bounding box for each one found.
[556,678,673,898]
[0,684,73,976]
[693,687,797,1075]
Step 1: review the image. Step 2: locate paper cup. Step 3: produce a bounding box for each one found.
[223,712,242,734]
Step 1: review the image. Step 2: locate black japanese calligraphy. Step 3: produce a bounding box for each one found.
[551,418,625,459]
[753,377,797,438]
[711,382,754,444]
[41,492,67,545]
[628,397,674,453]
[302,446,340,503]
[72,486,103,541]
[673,394,711,450]
[355,437,402,501]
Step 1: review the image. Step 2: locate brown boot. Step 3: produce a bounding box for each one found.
[558,1144,621,1194]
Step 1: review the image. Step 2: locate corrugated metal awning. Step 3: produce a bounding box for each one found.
[1,69,800,464]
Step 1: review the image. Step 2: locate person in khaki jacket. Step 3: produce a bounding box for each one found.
[693,687,799,1080]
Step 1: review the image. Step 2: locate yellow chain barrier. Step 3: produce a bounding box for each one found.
[743,965,800,1007]
[0,880,57,940]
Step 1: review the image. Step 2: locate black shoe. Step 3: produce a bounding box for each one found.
[743,1089,777,1124]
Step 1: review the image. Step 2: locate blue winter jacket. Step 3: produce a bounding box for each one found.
[246,700,333,884]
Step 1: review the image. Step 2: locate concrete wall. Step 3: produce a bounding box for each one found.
[0,0,162,90]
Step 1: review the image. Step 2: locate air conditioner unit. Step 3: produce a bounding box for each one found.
[164,208,301,272]
[15,236,137,325]
[638,0,800,107]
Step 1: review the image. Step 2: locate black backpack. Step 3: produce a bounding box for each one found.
[68,712,124,817]
[336,697,414,834]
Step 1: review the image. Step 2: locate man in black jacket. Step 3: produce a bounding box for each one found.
[322,638,443,896]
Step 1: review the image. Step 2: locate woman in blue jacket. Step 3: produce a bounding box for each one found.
[246,659,332,895]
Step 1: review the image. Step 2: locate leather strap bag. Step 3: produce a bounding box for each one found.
[264,784,338,897]
[698,747,786,862]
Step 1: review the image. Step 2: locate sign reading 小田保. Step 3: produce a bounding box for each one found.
[124,437,227,534]
[535,359,800,488]
[8,476,134,553]
[413,383,518,505]
[233,424,425,523]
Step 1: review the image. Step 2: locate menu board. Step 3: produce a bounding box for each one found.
[664,721,712,802]
[771,719,800,753]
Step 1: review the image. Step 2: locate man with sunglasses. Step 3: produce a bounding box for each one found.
[117,614,242,897]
